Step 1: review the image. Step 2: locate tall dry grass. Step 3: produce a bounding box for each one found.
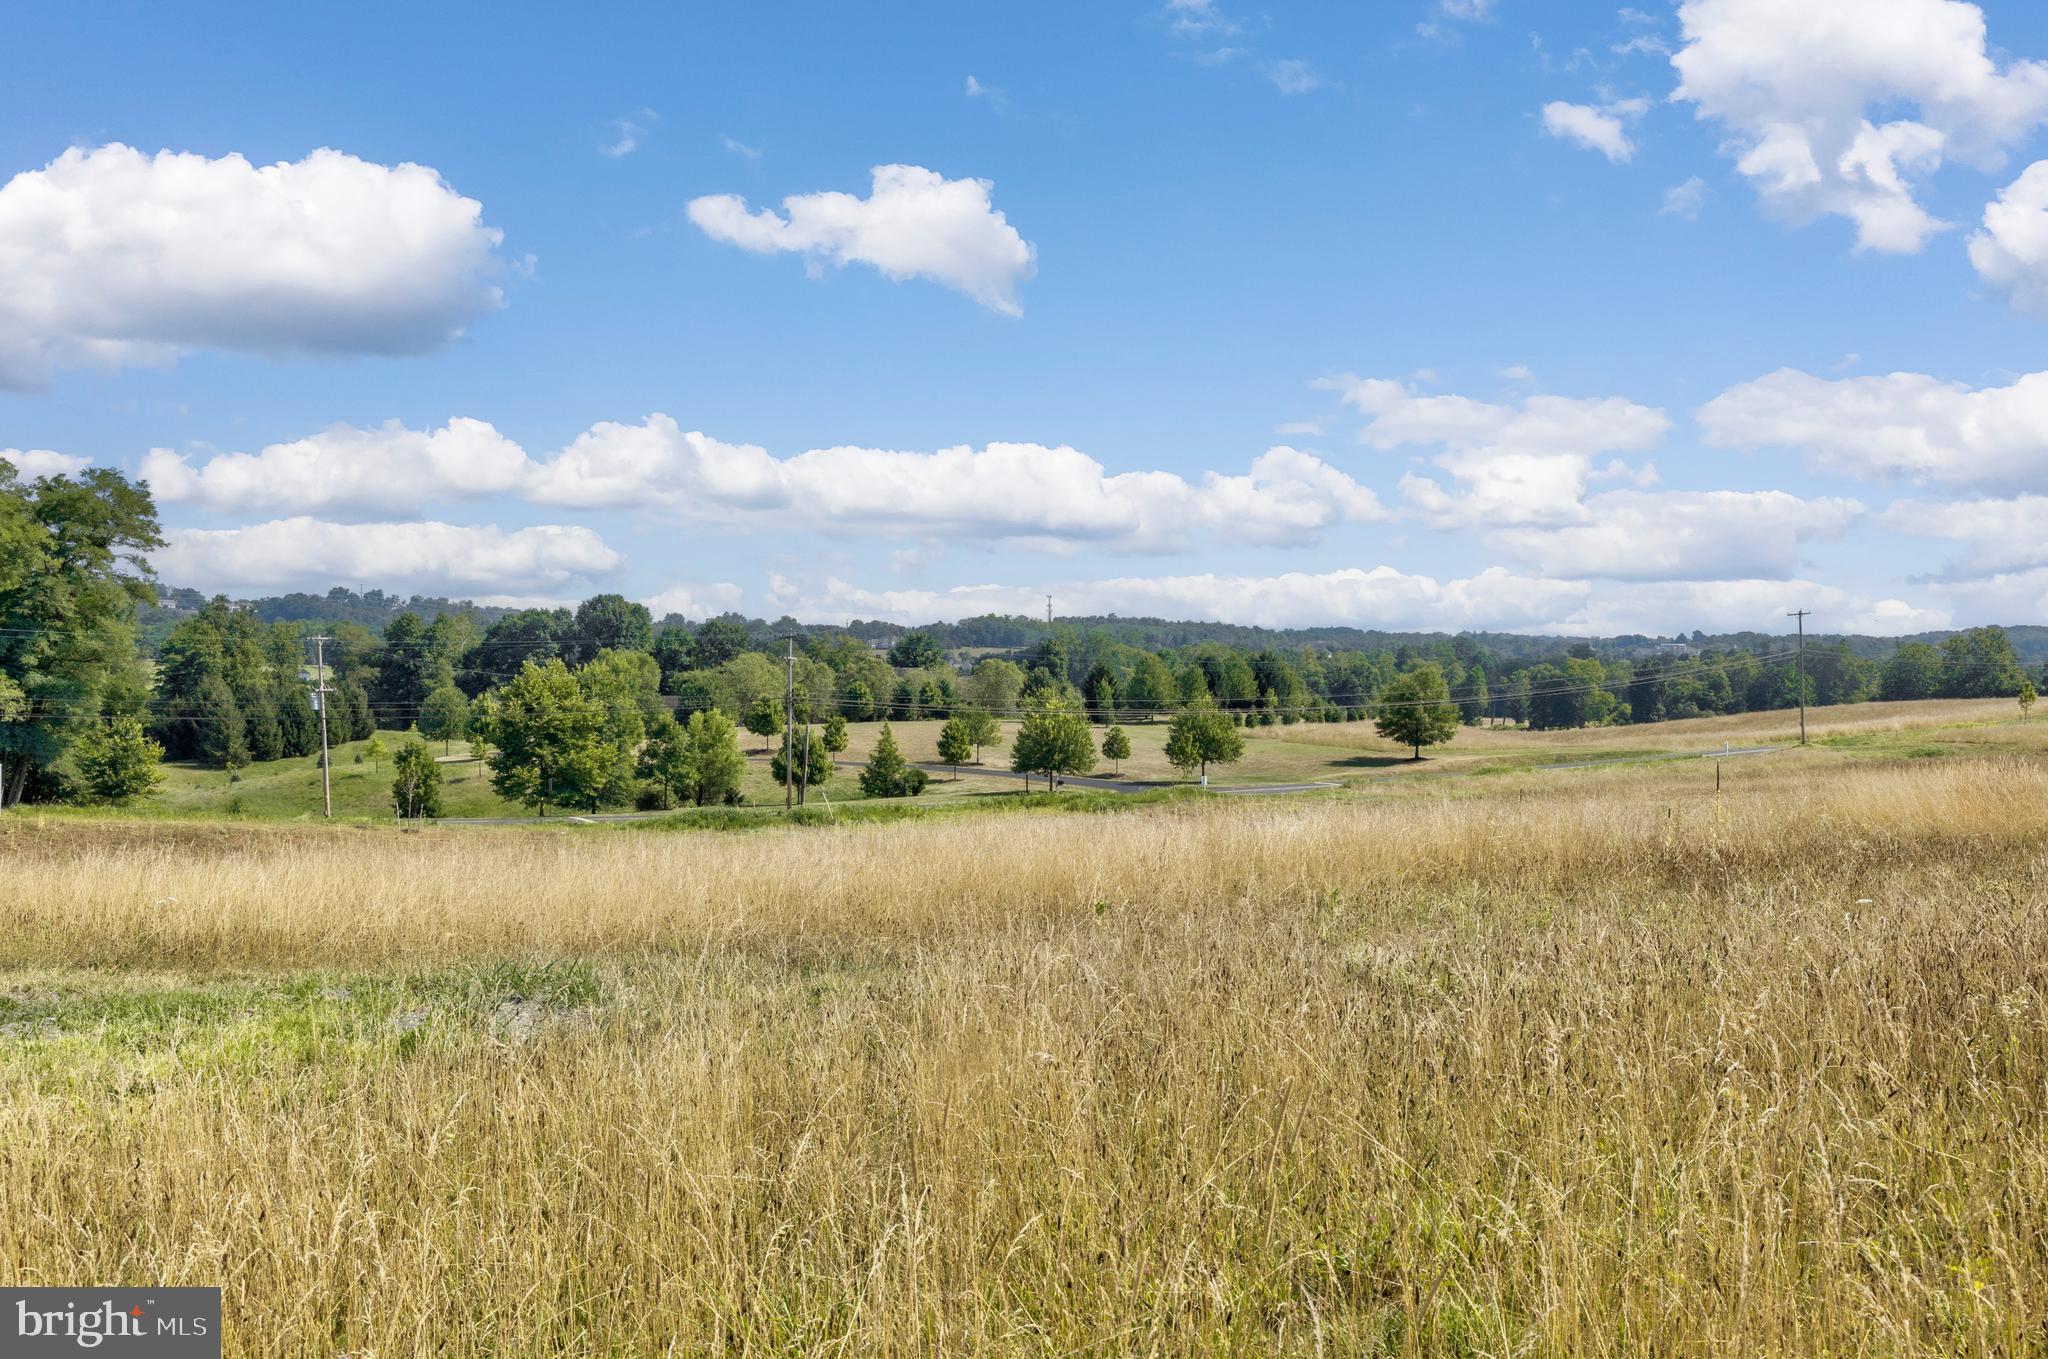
[3,756,2047,1354]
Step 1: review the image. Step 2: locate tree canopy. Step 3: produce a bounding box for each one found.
[1374,664,1461,759]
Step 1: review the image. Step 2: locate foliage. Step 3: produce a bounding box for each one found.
[957,706,1002,761]
[821,713,849,754]
[936,717,975,769]
[1011,693,1097,788]
[771,727,834,790]
[391,737,443,819]
[859,723,924,798]
[2022,679,2038,721]
[420,685,470,753]
[743,694,784,750]
[1938,626,2026,698]
[888,630,944,669]
[568,594,654,667]
[475,659,618,815]
[1374,663,1461,758]
[1164,699,1244,781]
[1101,725,1130,774]
[72,715,165,805]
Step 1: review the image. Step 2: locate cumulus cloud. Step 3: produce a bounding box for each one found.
[528,416,1387,551]
[1921,565,2048,622]
[1541,99,1648,162]
[1,448,91,478]
[139,412,1384,552]
[645,581,747,620]
[1698,366,2048,488]
[0,144,508,390]
[141,418,533,518]
[1969,160,2048,314]
[1882,495,2048,576]
[687,164,1036,315]
[1322,373,1669,525]
[777,566,1940,636]
[154,519,620,597]
[1492,489,1863,580]
[1671,0,2048,252]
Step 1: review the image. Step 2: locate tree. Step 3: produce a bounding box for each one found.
[1122,653,1179,721]
[772,727,833,791]
[569,594,654,666]
[860,723,925,798]
[888,630,944,669]
[684,709,748,806]
[957,706,1002,762]
[1101,725,1131,775]
[691,617,751,669]
[839,678,876,721]
[744,694,784,752]
[967,657,1025,715]
[1460,667,1490,726]
[1881,642,1944,701]
[637,712,691,811]
[0,464,162,807]
[420,685,470,755]
[821,713,849,754]
[391,737,443,819]
[370,612,436,715]
[196,675,249,772]
[73,716,164,805]
[1374,664,1461,759]
[936,717,975,774]
[364,734,387,775]
[2021,679,2038,721]
[1010,693,1097,791]
[1164,699,1243,783]
[1938,626,2026,698]
[476,658,616,815]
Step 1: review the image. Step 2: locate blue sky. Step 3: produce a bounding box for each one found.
[5,0,2048,634]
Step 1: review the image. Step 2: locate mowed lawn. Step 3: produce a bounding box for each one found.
[112,696,2040,821]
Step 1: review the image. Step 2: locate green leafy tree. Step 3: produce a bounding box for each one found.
[691,618,751,669]
[821,713,849,754]
[958,706,1002,762]
[73,716,165,805]
[744,694,784,752]
[0,464,161,807]
[1122,653,1179,721]
[477,658,616,815]
[937,717,975,773]
[1938,626,2026,698]
[772,727,833,790]
[1880,641,1944,701]
[1101,725,1131,775]
[888,630,944,669]
[420,685,470,755]
[1010,693,1097,791]
[860,723,924,798]
[2021,678,2038,721]
[569,593,654,666]
[1374,663,1461,759]
[1164,699,1244,783]
[839,678,876,721]
[391,737,443,819]
[196,675,249,772]
[967,657,1025,715]
[683,709,747,806]
[637,712,691,810]
[364,734,387,774]
[370,612,435,715]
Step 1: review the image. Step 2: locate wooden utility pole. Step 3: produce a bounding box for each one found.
[783,636,796,811]
[1787,609,1809,746]
[309,635,334,817]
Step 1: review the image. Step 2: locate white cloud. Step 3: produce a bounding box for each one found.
[1542,99,1647,162]
[963,75,1012,111]
[600,110,657,158]
[1698,366,2048,488]
[1921,565,2048,622]
[1491,489,1863,580]
[1,447,91,478]
[645,582,746,620]
[1882,495,2048,576]
[527,416,1388,551]
[140,418,533,518]
[0,143,507,390]
[1323,373,1669,525]
[720,135,762,161]
[144,412,1385,552]
[154,519,621,597]
[1164,0,1240,38]
[1969,160,2048,314]
[778,566,1942,636]
[1265,60,1326,95]
[687,164,1035,315]
[1671,0,2048,252]
[1660,175,1707,219]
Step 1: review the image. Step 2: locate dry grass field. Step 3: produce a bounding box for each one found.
[4,730,2048,1354]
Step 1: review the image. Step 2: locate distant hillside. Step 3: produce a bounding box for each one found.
[147,586,2048,664]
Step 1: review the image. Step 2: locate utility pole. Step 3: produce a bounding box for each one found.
[1787,609,1809,746]
[783,636,796,811]
[309,635,334,817]
[1046,595,1053,626]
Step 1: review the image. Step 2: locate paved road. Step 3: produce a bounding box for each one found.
[911,762,1341,796]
